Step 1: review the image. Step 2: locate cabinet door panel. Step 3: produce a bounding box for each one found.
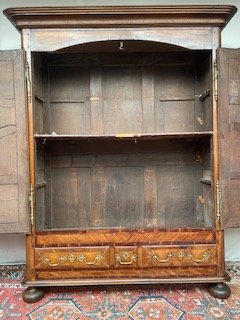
[0,50,29,233]
[218,48,240,228]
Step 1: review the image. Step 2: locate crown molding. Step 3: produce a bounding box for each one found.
[3,5,237,31]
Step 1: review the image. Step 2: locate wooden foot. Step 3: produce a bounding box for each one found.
[22,287,45,303]
[208,283,231,299]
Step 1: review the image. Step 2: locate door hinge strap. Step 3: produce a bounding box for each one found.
[214,61,218,102]
[29,184,35,226]
[216,180,221,221]
[25,61,32,103]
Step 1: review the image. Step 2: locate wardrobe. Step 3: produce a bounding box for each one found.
[1,5,239,302]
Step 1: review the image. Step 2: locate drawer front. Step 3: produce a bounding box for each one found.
[35,246,110,269]
[142,245,217,267]
[114,246,138,268]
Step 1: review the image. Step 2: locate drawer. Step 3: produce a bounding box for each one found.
[142,245,217,267]
[114,246,138,268]
[35,246,110,269]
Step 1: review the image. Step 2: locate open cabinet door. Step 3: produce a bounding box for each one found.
[218,48,240,228]
[0,50,29,233]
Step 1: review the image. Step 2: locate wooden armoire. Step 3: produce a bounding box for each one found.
[1,5,239,302]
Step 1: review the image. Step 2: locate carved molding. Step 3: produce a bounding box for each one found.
[4,6,237,31]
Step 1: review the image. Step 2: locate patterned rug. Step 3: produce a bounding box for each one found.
[0,263,240,319]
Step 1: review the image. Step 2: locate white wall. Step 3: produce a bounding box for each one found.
[0,0,239,264]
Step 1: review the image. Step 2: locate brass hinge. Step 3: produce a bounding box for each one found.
[29,184,35,226]
[216,180,221,221]
[25,61,32,103]
[214,60,218,102]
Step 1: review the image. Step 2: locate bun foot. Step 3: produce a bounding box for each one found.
[208,283,231,299]
[22,287,45,303]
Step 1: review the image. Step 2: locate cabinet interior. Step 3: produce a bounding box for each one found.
[33,41,213,231]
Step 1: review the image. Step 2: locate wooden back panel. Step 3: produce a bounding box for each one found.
[35,51,211,136]
[36,139,212,230]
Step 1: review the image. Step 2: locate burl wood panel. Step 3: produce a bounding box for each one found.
[142,245,217,267]
[35,246,110,269]
[34,244,216,271]
[0,50,29,233]
[218,48,240,228]
[35,266,218,281]
[35,229,216,247]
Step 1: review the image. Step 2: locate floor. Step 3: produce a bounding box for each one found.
[0,263,240,319]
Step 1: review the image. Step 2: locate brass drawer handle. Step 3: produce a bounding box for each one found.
[149,249,211,264]
[186,251,211,263]
[115,252,137,265]
[43,252,104,267]
[78,254,103,265]
[43,255,66,267]
[150,252,175,263]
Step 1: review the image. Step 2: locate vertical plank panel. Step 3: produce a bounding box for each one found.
[195,164,205,227]
[49,66,90,134]
[105,166,144,228]
[143,166,157,227]
[103,66,142,134]
[76,168,92,227]
[142,67,155,133]
[157,165,197,227]
[51,168,79,228]
[155,64,195,132]
[44,145,52,229]
[90,67,103,134]
[51,166,92,229]
[91,167,105,227]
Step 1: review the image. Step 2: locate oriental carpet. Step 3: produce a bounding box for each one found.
[0,263,240,319]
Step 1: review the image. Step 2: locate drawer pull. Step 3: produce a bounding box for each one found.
[148,249,211,264]
[115,252,137,265]
[150,252,175,263]
[43,255,66,267]
[43,252,104,267]
[186,251,211,263]
[78,254,103,265]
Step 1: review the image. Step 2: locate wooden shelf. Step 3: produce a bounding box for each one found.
[34,131,213,141]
